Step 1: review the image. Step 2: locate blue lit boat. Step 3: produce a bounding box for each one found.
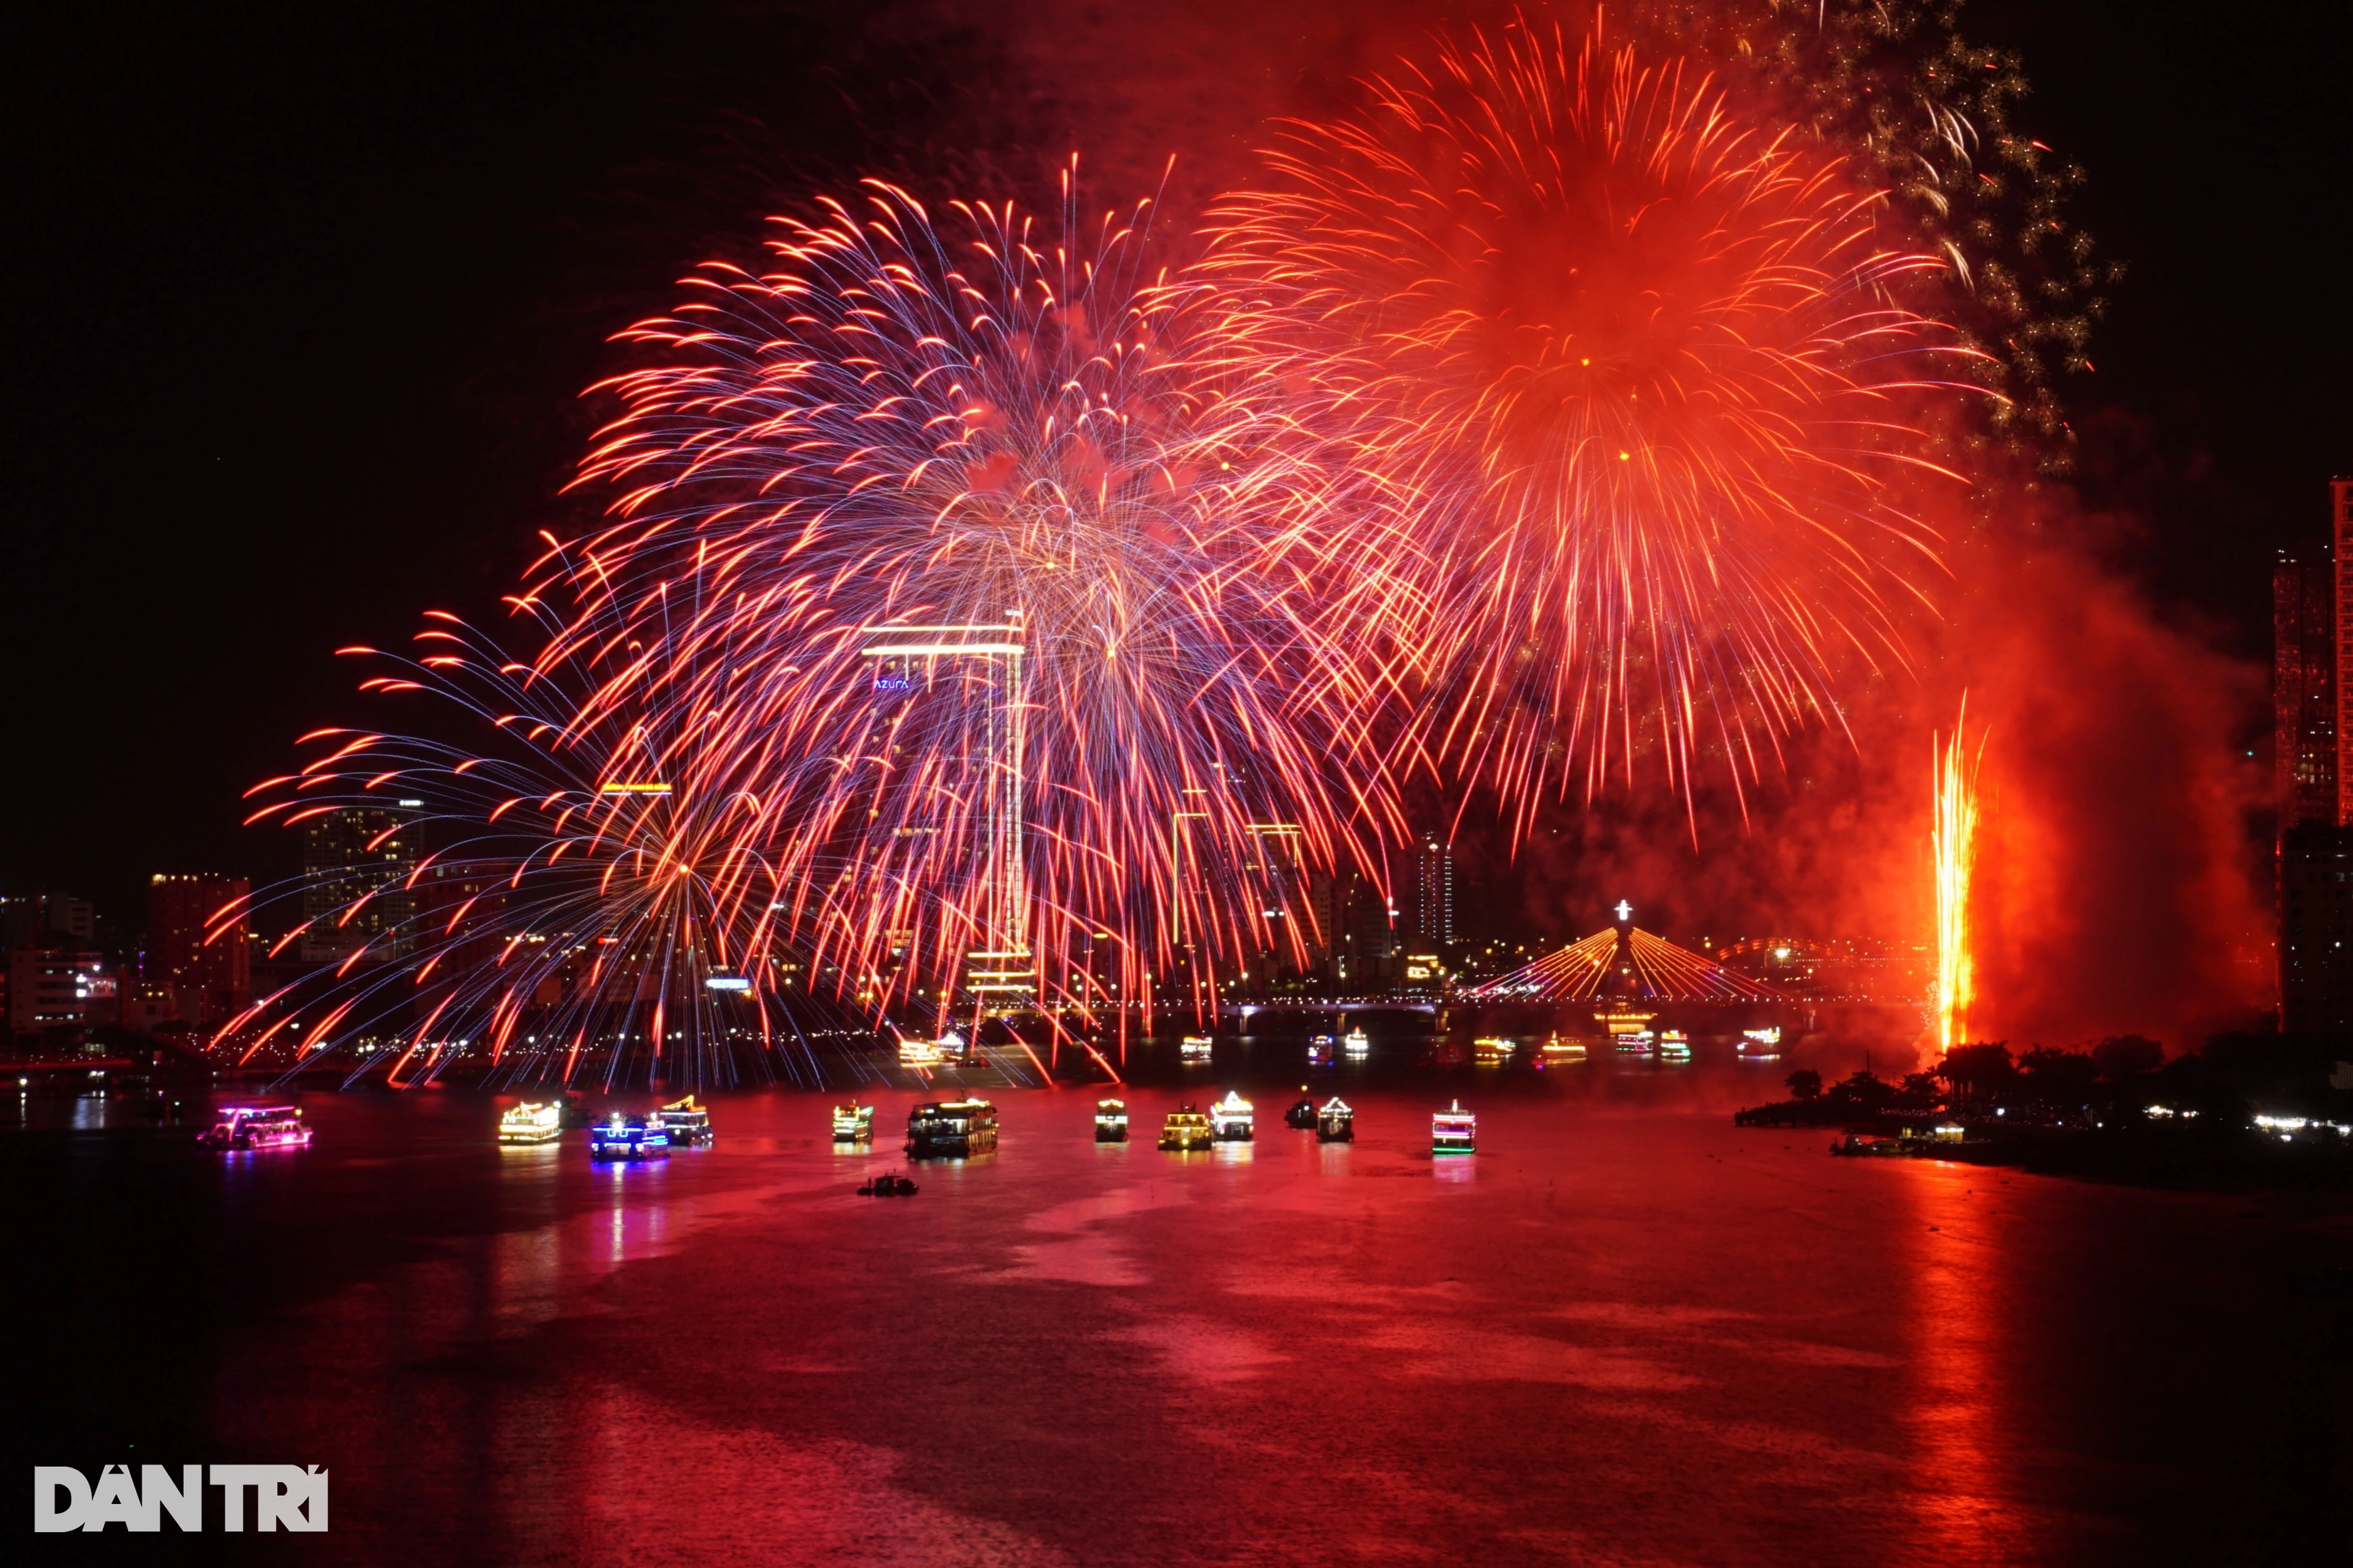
[588,1115,671,1161]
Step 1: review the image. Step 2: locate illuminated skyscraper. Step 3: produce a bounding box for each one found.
[299,805,419,963]
[2275,546,2335,828]
[149,873,251,1029]
[2334,479,2353,825]
[1408,835,1455,947]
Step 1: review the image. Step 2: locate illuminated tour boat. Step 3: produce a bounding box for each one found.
[1539,1033,1588,1064]
[657,1096,714,1145]
[1317,1097,1356,1143]
[1343,1027,1371,1059]
[1306,1034,1336,1067]
[1658,1031,1692,1062]
[1179,1034,1214,1064]
[832,1101,875,1143]
[588,1115,671,1162]
[1284,1094,1317,1129]
[1474,1036,1517,1066]
[1431,1100,1477,1156]
[1095,1098,1130,1143]
[1209,1091,1255,1142]
[898,1030,964,1069]
[1159,1103,1214,1151]
[906,1097,999,1159]
[198,1104,312,1152]
[497,1101,564,1144]
[1739,1027,1783,1061]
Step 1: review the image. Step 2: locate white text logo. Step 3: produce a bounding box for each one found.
[33,1465,328,1532]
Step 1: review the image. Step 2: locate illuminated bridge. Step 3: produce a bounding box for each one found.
[1460,923,1788,1005]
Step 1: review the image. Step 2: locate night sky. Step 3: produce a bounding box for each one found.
[6,0,2350,932]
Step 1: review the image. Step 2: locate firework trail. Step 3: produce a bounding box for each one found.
[233,169,1401,1084]
[1190,12,1983,833]
[1933,695,1985,1052]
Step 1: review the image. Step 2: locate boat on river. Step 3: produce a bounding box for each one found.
[906,1098,998,1158]
[589,1115,670,1161]
[1095,1099,1130,1142]
[832,1101,875,1143]
[1317,1098,1356,1143]
[1431,1100,1477,1155]
[198,1104,311,1151]
[1159,1104,1213,1151]
[858,1170,920,1196]
[1284,1095,1317,1130]
[1343,1027,1371,1059]
[1179,1035,1214,1064]
[657,1096,714,1145]
[498,1101,563,1144]
[1209,1091,1255,1142]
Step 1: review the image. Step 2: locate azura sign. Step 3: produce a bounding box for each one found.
[34,1465,327,1533]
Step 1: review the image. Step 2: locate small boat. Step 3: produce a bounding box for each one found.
[1739,1027,1783,1061]
[1431,1099,1477,1155]
[498,1101,563,1144]
[588,1115,671,1161]
[1539,1034,1588,1065]
[1613,1030,1655,1055]
[1343,1027,1371,1059]
[657,1095,714,1145]
[1306,1034,1336,1067]
[832,1101,876,1143]
[1179,1035,1214,1064]
[1209,1091,1255,1142]
[1316,1097,1356,1143]
[1658,1031,1691,1062]
[1159,1103,1214,1151]
[1474,1036,1517,1066]
[906,1098,999,1158]
[857,1171,920,1195]
[198,1104,311,1151]
[1095,1098,1130,1142]
[1283,1096,1317,1130]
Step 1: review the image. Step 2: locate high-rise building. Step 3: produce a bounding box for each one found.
[149,873,252,1030]
[8,949,117,1036]
[2279,823,2353,1034]
[2276,547,2336,827]
[2334,479,2353,825]
[1408,835,1456,947]
[299,806,419,964]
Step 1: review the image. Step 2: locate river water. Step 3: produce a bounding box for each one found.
[7,1064,2349,1565]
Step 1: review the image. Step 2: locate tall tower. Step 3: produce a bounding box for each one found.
[2333,479,2353,825]
[861,617,1033,1012]
[2275,547,2335,827]
[1410,835,1456,946]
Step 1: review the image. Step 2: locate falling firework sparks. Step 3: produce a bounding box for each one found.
[231,171,1401,1085]
[1932,696,1985,1052]
[1191,13,1984,828]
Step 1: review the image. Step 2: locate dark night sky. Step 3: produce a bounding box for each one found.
[4,0,2349,933]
